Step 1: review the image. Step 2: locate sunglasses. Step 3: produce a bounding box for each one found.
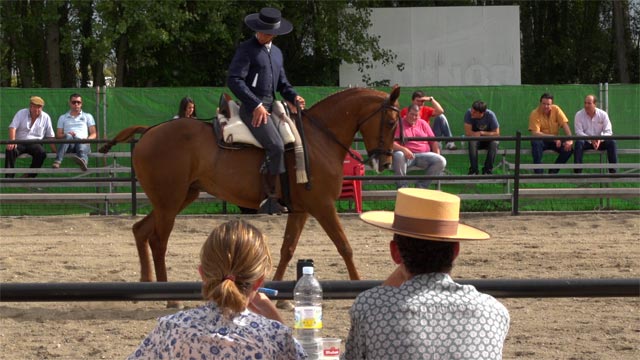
[71,100,82,105]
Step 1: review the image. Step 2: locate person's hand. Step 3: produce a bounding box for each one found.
[248,292,283,322]
[252,105,269,127]
[554,139,562,148]
[6,143,16,151]
[402,148,414,160]
[295,95,306,110]
[591,139,601,150]
[563,140,573,151]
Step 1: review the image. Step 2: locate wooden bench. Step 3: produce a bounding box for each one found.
[518,187,640,199]
[361,189,512,201]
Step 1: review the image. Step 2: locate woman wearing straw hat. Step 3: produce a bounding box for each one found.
[227,7,306,215]
[343,188,510,360]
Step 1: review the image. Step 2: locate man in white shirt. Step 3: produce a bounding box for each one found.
[4,96,55,178]
[53,93,97,171]
[574,95,618,173]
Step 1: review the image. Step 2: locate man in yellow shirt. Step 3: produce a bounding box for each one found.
[528,93,573,174]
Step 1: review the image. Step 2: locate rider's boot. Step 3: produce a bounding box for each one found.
[259,174,288,215]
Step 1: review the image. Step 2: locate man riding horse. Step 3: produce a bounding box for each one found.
[227,7,306,215]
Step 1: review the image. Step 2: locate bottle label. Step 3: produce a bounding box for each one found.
[294,305,323,329]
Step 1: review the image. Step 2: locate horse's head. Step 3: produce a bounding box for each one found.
[358,86,401,173]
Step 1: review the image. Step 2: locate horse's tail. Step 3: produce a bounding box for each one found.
[99,125,149,154]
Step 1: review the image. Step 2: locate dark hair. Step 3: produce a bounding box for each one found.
[411,90,424,100]
[69,93,82,100]
[539,93,554,102]
[471,100,487,113]
[393,234,457,274]
[178,97,197,118]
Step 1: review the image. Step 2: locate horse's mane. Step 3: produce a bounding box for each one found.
[307,87,387,112]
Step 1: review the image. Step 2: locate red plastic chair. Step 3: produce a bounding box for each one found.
[339,149,365,213]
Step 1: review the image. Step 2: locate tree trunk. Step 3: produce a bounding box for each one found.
[92,61,105,87]
[79,0,93,87]
[43,1,62,88]
[115,35,129,87]
[612,0,630,83]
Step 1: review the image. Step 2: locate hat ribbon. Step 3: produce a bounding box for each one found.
[393,214,458,236]
[258,18,281,29]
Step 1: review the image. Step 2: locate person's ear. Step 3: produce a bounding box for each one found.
[251,275,265,291]
[390,240,403,265]
[452,242,460,261]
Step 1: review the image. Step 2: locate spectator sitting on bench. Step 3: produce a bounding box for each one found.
[393,104,446,189]
[528,93,573,174]
[400,90,457,150]
[573,94,618,174]
[4,96,56,178]
[463,100,500,175]
[53,93,97,171]
[173,96,197,119]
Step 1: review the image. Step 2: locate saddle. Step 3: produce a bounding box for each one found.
[216,94,308,184]
[216,94,295,148]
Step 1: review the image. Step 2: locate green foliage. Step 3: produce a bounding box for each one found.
[0,1,638,87]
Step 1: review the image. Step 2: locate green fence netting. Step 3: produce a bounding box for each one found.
[2,85,639,146]
[1,85,638,215]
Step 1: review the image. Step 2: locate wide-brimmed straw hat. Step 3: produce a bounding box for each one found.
[360,188,490,241]
[244,7,293,35]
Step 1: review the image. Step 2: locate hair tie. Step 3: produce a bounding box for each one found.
[223,274,236,282]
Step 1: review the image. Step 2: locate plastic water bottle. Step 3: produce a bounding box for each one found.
[294,266,323,359]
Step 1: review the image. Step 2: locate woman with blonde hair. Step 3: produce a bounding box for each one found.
[128,220,306,359]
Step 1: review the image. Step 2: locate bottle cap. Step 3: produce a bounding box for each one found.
[302,266,314,275]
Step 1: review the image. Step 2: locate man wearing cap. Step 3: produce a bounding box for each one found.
[343,188,510,360]
[227,7,305,215]
[4,96,56,178]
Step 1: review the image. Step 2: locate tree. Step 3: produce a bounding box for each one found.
[0,0,638,87]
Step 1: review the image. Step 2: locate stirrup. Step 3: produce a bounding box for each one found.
[259,197,288,215]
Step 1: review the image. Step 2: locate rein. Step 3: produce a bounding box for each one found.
[301,97,400,165]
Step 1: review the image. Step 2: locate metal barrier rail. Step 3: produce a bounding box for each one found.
[1,278,638,302]
[1,134,639,215]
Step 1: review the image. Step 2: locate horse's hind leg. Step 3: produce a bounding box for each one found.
[149,187,201,283]
[132,212,156,282]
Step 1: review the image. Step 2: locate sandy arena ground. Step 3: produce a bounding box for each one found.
[0,212,638,359]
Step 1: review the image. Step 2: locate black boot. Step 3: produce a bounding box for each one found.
[259,174,288,215]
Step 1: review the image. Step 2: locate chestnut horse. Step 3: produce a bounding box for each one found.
[100,87,401,305]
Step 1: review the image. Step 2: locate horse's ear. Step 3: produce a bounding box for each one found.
[389,85,401,103]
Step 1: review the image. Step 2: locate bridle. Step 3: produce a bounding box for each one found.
[301,96,400,165]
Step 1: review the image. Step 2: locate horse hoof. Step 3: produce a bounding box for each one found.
[166,300,183,309]
[276,299,294,310]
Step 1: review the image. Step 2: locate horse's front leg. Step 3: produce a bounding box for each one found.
[274,212,309,281]
[314,209,361,281]
[274,212,308,310]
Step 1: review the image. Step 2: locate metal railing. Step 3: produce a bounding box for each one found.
[1,278,638,302]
